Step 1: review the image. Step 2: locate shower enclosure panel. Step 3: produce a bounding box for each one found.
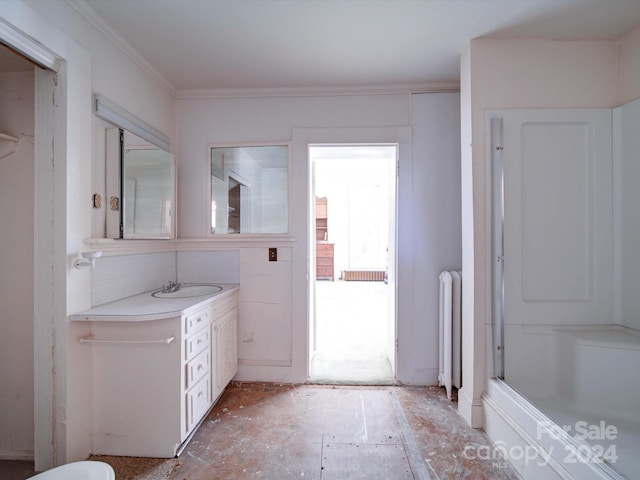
[492,109,613,390]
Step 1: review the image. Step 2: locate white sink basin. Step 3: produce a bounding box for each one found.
[152,284,223,298]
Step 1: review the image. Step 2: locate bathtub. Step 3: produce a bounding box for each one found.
[553,325,640,422]
[485,325,640,479]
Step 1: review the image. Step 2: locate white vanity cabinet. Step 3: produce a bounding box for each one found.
[212,290,239,397]
[90,314,189,458]
[182,305,213,437]
[74,285,239,458]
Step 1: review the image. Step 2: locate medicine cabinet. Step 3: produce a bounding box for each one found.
[106,128,176,239]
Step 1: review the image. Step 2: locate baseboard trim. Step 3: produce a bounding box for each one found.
[236,362,294,383]
[0,450,34,461]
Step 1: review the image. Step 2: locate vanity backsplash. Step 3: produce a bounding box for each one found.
[177,251,240,284]
[91,252,176,306]
[91,250,241,307]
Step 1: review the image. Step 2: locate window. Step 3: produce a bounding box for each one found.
[209,144,289,234]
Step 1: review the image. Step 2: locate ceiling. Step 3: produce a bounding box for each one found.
[4,1,640,91]
[79,0,640,93]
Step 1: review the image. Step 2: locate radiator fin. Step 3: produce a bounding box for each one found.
[342,270,385,281]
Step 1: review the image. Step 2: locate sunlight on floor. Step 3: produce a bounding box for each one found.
[309,280,395,384]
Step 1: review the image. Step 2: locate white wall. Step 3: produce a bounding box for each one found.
[410,93,462,383]
[458,46,479,425]
[178,94,409,382]
[463,38,620,428]
[463,33,640,478]
[615,26,640,327]
[177,95,411,238]
[177,92,461,384]
[1,0,176,468]
[3,1,463,464]
[0,71,35,459]
[614,98,640,331]
[619,23,640,105]
[21,0,176,239]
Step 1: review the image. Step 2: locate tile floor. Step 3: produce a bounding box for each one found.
[3,382,517,480]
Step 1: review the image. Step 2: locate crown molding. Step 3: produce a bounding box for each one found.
[66,0,177,97]
[176,82,460,100]
[63,1,461,100]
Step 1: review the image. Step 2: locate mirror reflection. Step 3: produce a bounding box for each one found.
[107,128,176,239]
[210,145,288,234]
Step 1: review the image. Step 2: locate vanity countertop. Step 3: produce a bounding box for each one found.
[70,283,239,322]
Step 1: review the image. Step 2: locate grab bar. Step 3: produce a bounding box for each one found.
[79,335,175,345]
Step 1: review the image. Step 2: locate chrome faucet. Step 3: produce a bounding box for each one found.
[161,280,182,293]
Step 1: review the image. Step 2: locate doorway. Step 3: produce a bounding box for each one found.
[308,145,397,384]
[0,23,66,470]
[0,43,37,464]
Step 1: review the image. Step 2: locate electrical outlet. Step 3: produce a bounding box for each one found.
[268,247,277,262]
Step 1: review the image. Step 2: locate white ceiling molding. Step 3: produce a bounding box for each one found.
[177,82,460,100]
[66,0,177,97]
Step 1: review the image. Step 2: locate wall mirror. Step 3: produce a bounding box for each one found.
[106,128,176,239]
[209,144,289,234]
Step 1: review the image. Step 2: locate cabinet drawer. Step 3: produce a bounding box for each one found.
[317,266,333,276]
[316,243,334,254]
[186,375,211,433]
[316,257,333,266]
[185,325,210,360]
[213,291,238,318]
[185,307,210,335]
[186,348,210,390]
[316,204,327,218]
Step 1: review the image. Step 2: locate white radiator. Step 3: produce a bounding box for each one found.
[438,270,462,400]
[342,270,386,281]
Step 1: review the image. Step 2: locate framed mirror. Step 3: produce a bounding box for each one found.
[106,128,176,239]
[209,144,289,235]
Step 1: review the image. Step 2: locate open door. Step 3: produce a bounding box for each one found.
[308,144,397,383]
[387,151,398,375]
[308,159,317,370]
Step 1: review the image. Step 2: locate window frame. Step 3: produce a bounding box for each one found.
[206,141,292,237]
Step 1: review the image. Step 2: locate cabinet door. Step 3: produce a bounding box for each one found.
[215,306,238,392]
[186,375,211,434]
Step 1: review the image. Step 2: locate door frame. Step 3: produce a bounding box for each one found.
[0,9,92,469]
[308,144,398,378]
[291,126,412,382]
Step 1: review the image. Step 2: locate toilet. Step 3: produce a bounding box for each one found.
[29,461,115,480]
